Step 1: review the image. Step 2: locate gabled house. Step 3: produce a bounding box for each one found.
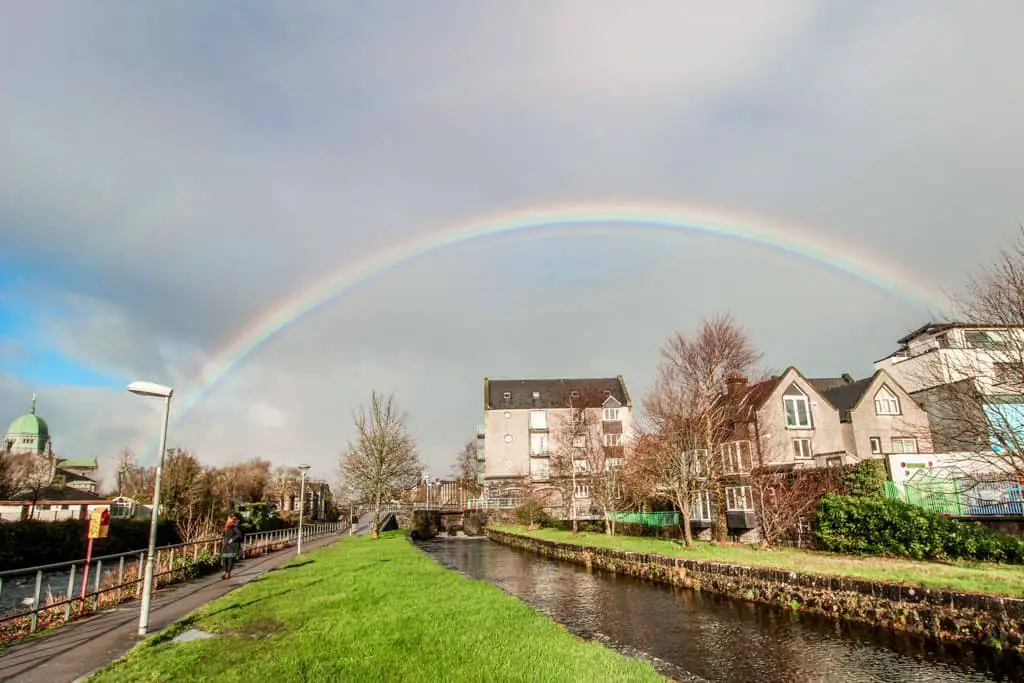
[810,369,933,462]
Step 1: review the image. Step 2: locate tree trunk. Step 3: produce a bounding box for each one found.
[681,506,693,547]
[713,482,728,542]
[372,490,381,539]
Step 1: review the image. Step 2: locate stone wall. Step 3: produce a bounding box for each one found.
[485,529,1024,655]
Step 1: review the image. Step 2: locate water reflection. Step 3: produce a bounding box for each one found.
[419,538,1017,683]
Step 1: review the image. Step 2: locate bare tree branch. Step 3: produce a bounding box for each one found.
[339,391,422,538]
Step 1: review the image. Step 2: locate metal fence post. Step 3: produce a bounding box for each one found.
[65,565,76,621]
[29,570,42,633]
[136,553,145,597]
[94,560,103,608]
[117,557,125,604]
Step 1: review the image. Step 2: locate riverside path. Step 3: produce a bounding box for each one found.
[0,533,342,683]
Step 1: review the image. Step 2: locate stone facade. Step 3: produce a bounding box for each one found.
[486,529,1024,656]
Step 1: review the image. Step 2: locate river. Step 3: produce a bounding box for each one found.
[417,537,1018,683]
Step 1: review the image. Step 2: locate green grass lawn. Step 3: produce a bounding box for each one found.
[491,525,1024,597]
[89,532,664,683]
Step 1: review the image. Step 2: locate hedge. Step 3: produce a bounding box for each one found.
[0,519,182,571]
[815,493,1024,563]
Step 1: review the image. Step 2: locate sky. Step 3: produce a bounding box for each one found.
[1,1,1022,488]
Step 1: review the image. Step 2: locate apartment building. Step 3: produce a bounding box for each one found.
[874,323,1024,455]
[481,376,636,516]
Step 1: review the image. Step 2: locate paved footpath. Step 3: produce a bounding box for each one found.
[0,533,343,683]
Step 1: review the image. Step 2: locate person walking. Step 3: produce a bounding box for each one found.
[220,514,243,580]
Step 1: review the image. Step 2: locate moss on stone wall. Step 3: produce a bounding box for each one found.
[485,529,1024,657]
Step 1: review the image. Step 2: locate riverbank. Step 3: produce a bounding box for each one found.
[89,532,665,682]
[490,525,1024,596]
[487,527,1024,655]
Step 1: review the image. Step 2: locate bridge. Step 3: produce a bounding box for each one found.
[353,498,522,519]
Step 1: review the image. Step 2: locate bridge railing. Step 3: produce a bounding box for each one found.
[0,522,342,640]
[465,498,522,511]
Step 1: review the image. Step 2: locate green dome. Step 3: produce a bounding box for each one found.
[5,394,49,442]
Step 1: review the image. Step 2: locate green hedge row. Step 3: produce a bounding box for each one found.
[814,493,1024,563]
[0,519,182,571]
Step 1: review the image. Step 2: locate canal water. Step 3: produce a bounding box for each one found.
[417,537,1019,683]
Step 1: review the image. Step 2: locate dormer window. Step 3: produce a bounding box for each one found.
[570,390,580,399]
[502,392,511,401]
[783,384,812,428]
[874,386,900,415]
[532,391,540,400]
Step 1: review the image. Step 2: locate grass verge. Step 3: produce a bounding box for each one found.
[88,532,664,683]
[490,525,1024,597]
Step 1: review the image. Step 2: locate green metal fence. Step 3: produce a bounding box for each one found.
[884,480,964,516]
[613,511,680,527]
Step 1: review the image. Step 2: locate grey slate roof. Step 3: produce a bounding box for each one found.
[484,377,629,410]
[815,376,876,422]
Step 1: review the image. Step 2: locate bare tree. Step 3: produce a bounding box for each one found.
[9,452,57,520]
[913,228,1024,481]
[641,314,763,545]
[339,391,422,538]
[549,393,629,535]
[750,465,847,546]
[451,438,482,499]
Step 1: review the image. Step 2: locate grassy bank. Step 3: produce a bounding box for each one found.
[89,532,663,682]
[491,525,1024,597]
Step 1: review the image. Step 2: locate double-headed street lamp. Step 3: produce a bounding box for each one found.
[126,380,173,637]
[297,464,311,555]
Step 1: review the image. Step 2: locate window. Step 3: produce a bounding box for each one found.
[995,362,1020,387]
[529,410,547,430]
[874,387,900,415]
[532,391,540,400]
[792,438,813,460]
[688,449,708,477]
[891,437,918,454]
[603,433,622,447]
[603,407,620,421]
[965,330,1009,349]
[725,486,752,511]
[783,384,813,428]
[502,391,511,401]
[529,458,549,480]
[572,435,586,448]
[826,456,843,468]
[693,491,712,521]
[573,459,589,473]
[719,441,752,474]
[574,483,589,499]
[530,433,549,455]
[606,458,622,470]
[869,436,882,454]
[570,390,580,399]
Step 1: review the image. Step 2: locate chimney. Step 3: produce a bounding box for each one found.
[726,374,749,398]
[841,373,854,384]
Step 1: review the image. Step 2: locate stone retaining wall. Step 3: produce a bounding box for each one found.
[485,529,1024,655]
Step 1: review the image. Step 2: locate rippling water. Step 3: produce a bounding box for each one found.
[418,538,1020,683]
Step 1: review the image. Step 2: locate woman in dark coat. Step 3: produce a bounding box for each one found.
[220,515,243,579]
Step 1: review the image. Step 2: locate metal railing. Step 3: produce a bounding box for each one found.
[884,479,1024,517]
[613,511,681,527]
[465,497,522,510]
[0,522,341,639]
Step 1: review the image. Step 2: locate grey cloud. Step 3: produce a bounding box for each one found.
[1,2,1021,477]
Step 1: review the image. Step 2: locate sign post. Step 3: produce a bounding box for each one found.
[80,508,111,601]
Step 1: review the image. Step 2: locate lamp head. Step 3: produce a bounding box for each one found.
[126,381,174,399]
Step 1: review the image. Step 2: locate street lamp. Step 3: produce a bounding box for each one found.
[126,380,173,637]
[297,464,310,555]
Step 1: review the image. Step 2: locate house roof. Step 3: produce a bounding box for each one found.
[484,376,631,410]
[819,376,875,414]
[58,458,98,470]
[1,487,110,504]
[806,374,855,393]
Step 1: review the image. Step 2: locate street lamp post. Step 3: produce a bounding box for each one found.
[126,380,174,638]
[297,464,310,555]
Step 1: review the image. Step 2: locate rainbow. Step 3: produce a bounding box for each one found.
[166,201,947,430]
